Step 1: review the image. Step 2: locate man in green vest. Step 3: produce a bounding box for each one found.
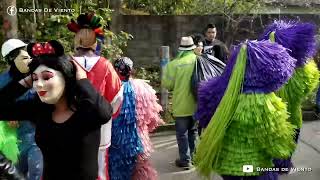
[162,36,199,169]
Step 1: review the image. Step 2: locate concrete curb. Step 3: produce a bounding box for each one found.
[154,123,175,133]
[155,111,320,132]
[303,111,319,121]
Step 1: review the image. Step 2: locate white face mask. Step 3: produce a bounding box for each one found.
[14,50,32,73]
[32,65,66,104]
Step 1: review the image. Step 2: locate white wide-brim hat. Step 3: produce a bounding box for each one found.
[1,39,27,57]
[178,36,196,51]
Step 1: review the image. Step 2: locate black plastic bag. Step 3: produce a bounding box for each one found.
[191,54,226,98]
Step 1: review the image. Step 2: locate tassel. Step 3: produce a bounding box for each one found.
[109,81,144,180]
[131,79,164,159]
[212,93,296,176]
[260,20,317,67]
[194,44,247,177]
[244,40,296,93]
[0,122,19,163]
[276,60,319,128]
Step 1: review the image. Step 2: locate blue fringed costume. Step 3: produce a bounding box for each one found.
[109,80,144,180]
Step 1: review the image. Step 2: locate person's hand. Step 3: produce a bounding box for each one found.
[9,64,25,81]
[72,60,87,80]
[8,121,19,128]
[19,75,32,88]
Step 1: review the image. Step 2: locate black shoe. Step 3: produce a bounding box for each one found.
[175,159,193,170]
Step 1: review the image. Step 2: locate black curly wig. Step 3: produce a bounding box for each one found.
[27,40,77,109]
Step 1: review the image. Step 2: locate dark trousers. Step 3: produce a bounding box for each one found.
[175,116,197,163]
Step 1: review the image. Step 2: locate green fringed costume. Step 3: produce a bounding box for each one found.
[269,31,320,129]
[276,60,319,128]
[0,121,19,163]
[194,42,297,178]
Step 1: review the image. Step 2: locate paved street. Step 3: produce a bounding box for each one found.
[150,120,320,180]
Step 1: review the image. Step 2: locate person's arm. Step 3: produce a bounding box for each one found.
[76,79,113,125]
[161,63,175,91]
[0,79,42,121]
[103,62,123,118]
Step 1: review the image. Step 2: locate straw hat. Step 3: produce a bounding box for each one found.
[178,36,196,51]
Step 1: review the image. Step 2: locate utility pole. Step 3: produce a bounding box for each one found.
[160,46,170,111]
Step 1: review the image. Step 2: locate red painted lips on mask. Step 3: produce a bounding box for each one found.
[38,91,47,96]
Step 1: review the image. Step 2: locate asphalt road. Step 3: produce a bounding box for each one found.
[150,120,320,180]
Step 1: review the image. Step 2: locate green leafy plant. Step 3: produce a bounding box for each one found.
[18,1,132,61]
[134,65,160,93]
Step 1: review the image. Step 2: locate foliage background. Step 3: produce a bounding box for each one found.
[1,0,133,64]
[1,0,319,121]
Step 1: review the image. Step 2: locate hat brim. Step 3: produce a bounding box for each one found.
[178,45,196,51]
[2,43,27,57]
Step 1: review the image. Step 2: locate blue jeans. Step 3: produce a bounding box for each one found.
[175,116,197,163]
[18,144,43,180]
[17,121,43,180]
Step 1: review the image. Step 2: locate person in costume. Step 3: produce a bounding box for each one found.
[0,152,25,180]
[111,57,164,180]
[259,20,319,173]
[194,40,297,180]
[67,13,123,180]
[0,39,113,180]
[190,34,226,136]
[1,39,43,180]
[162,36,198,169]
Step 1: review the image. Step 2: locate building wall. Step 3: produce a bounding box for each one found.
[117,14,320,66]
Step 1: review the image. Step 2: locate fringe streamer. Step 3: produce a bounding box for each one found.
[130,79,163,180]
[109,81,144,180]
[276,60,319,128]
[244,40,296,93]
[0,121,19,163]
[131,79,164,159]
[132,156,157,180]
[194,44,247,178]
[260,20,316,67]
[206,93,296,176]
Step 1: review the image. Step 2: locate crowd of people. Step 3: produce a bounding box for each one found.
[0,13,163,180]
[0,11,319,180]
[163,20,319,180]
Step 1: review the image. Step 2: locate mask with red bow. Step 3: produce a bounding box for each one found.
[27,40,64,58]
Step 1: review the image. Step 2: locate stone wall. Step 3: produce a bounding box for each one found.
[116,14,320,66]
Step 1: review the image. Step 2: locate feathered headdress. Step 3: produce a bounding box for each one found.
[67,13,104,37]
[67,13,105,53]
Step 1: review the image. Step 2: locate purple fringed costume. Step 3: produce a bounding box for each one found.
[196,40,296,128]
[259,20,316,67]
[244,40,296,93]
[195,40,297,180]
[260,20,317,173]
